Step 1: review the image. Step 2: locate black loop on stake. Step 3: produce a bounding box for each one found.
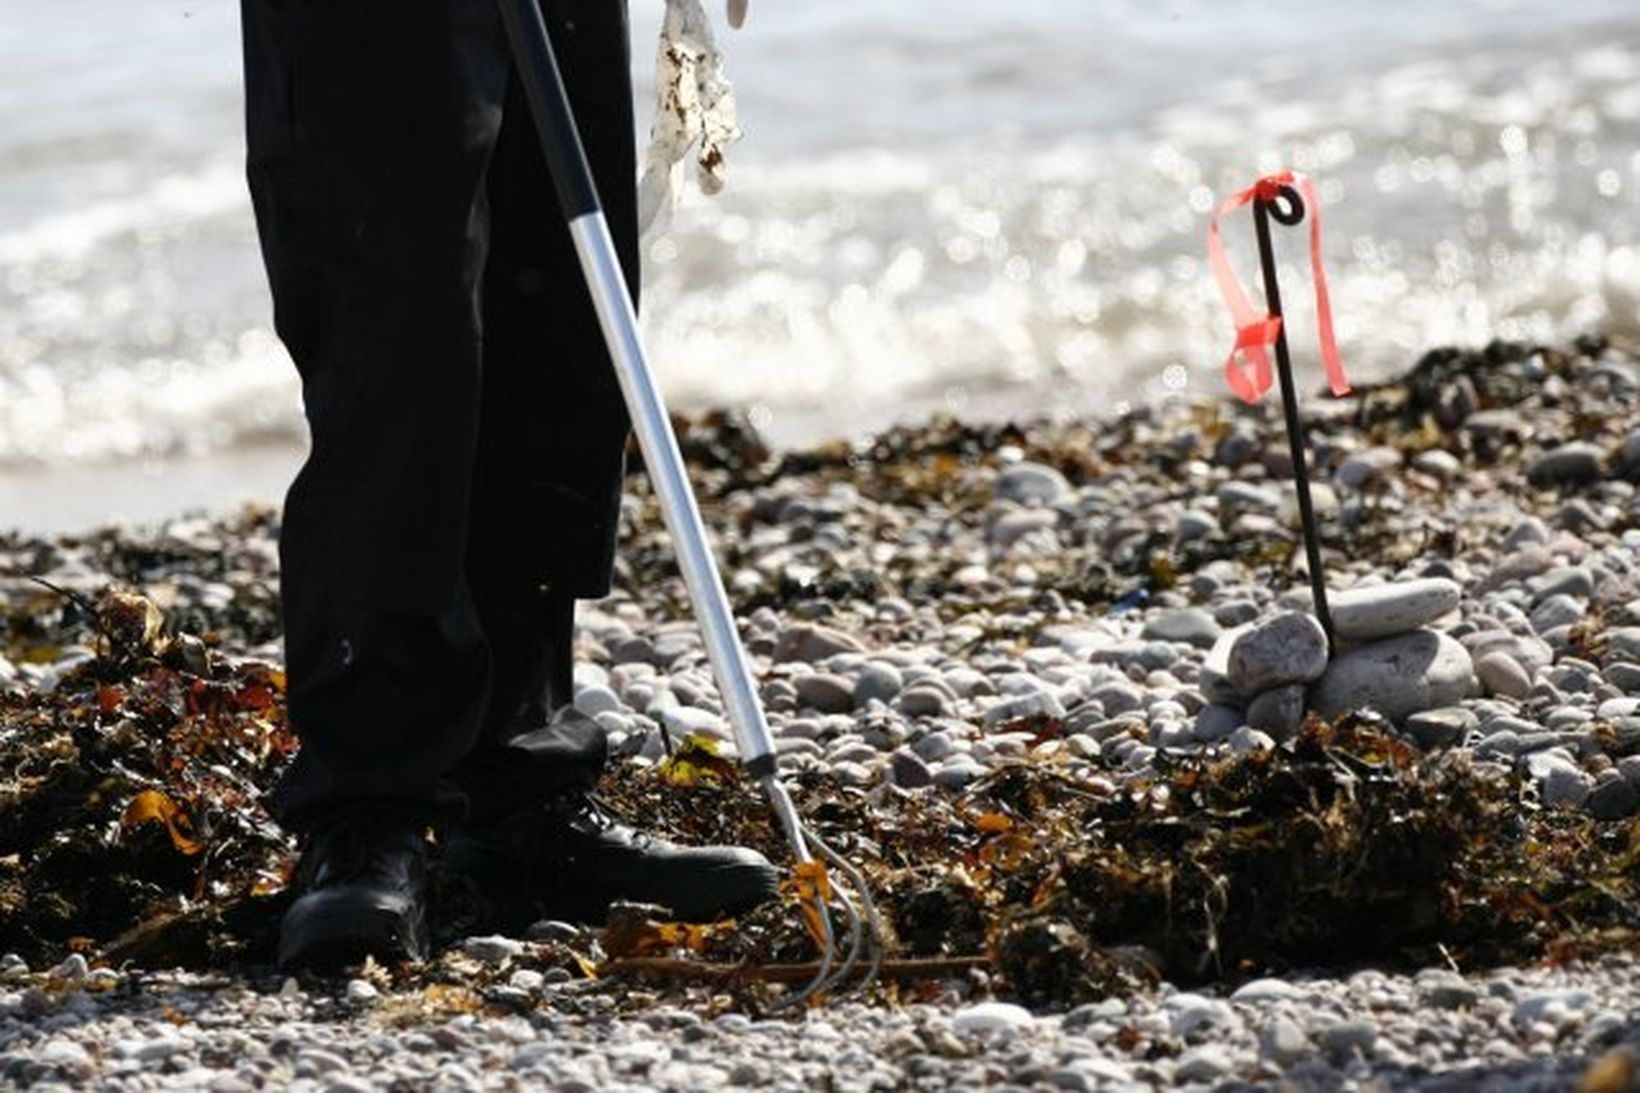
[1269,184,1306,227]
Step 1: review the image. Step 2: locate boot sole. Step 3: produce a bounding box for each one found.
[278,900,429,971]
[547,862,783,925]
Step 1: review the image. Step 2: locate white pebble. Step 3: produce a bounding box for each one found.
[345,979,379,1003]
[952,1001,1035,1036]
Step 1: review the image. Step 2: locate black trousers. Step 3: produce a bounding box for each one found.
[241,0,635,832]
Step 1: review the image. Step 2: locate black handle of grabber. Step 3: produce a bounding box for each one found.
[495,0,601,219]
[1251,184,1336,653]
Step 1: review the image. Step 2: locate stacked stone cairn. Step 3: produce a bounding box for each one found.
[1191,564,1638,820]
[1200,577,1473,742]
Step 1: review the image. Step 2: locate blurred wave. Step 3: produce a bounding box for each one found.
[0,0,1636,466]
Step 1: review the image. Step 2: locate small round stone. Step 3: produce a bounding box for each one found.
[795,673,855,714]
[952,1001,1034,1036]
[344,979,379,1003]
[995,462,1073,505]
[1227,613,1329,698]
[1475,651,1532,699]
[1527,441,1605,487]
[1245,684,1306,743]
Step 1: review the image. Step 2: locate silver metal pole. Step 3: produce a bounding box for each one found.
[494,4,873,1008]
[567,213,780,774]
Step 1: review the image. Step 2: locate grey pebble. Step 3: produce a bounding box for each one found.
[137,1033,192,1063]
[1405,706,1479,749]
[343,979,378,1003]
[1475,650,1533,698]
[795,672,855,714]
[1311,629,1474,722]
[1512,729,1578,756]
[984,689,1065,725]
[461,935,525,965]
[1166,992,1235,1037]
[1604,662,1640,693]
[1587,775,1639,819]
[828,741,880,765]
[1609,631,1640,665]
[1529,593,1585,634]
[1174,1044,1235,1083]
[1214,599,1261,627]
[933,759,986,789]
[854,662,904,706]
[1261,1017,1310,1068]
[1217,481,1282,515]
[989,508,1059,550]
[1476,729,1522,759]
[324,1077,374,1093]
[1123,743,1157,769]
[1531,565,1596,603]
[897,684,951,718]
[1321,1018,1378,1058]
[573,684,622,716]
[1229,726,1276,754]
[774,623,866,663]
[1140,608,1221,649]
[298,1043,349,1070]
[36,1039,94,1079]
[50,953,88,981]
[1527,441,1605,487]
[1246,684,1306,742]
[1192,704,1243,743]
[611,635,661,666]
[1228,612,1330,697]
[1527,751,1593,808]
[1328,578,1461,641]
[889,749,933,788]
[1150,720,1194,749]
[996,461,1072,505]
[1335,446,1401,489]
[1176,509,1217,543]
[1087,681,1144,716]
[1597,696,1640,720]
[911,730,956,762]
[1417,969,1480,1010]
[1413,449,1461,479]
[1503,516,1550,551]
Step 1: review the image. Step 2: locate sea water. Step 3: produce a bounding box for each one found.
[1,0,1637,524]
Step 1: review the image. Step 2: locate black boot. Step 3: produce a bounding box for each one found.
[278,811,431,970]
[443,792,781,934]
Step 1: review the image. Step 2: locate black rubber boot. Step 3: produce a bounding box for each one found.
[278,811,431,970]
[443,795,781,934]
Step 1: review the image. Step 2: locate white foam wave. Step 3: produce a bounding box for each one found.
[0,160,247,267]
[2,28,1638,462]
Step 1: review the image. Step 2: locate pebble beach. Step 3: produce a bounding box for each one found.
[4,335,1640,1090]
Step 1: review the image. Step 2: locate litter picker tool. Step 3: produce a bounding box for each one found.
[1208,172,1352,650]
[495,0,881,1006]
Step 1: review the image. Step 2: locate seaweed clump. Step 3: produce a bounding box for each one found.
[589,712,1639,1007]
[0,577,295,967]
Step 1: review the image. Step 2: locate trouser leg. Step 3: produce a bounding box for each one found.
[244,0,637,833]
[452,1,641,824]
[244,0,510,832]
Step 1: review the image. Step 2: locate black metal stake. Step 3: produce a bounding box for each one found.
[1251,186,1335,651]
